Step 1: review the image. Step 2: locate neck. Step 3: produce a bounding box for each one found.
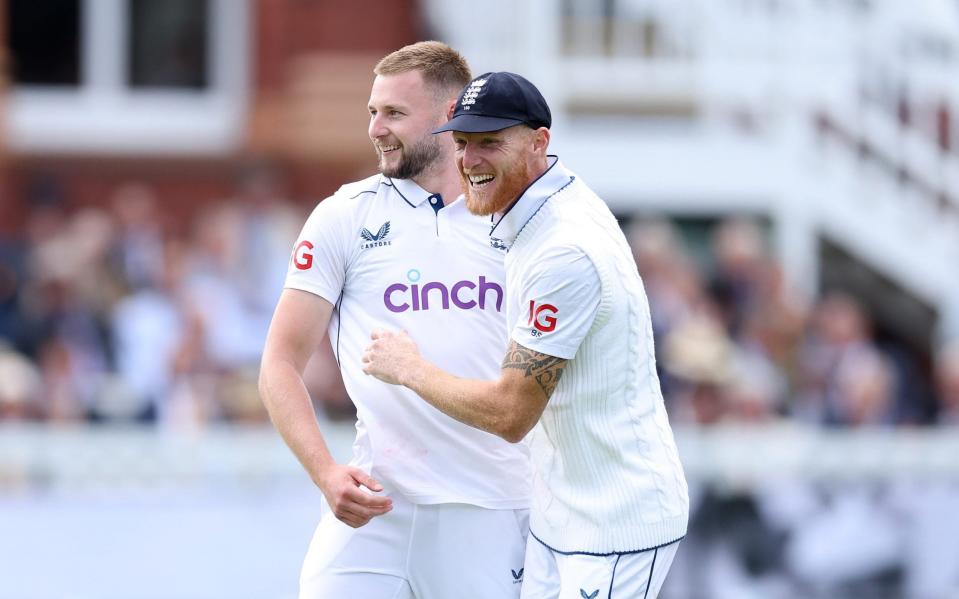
[411,152,462,203]
[530,156,550,181]
[493,155,554,217]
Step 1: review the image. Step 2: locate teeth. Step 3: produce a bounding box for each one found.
[469,174,495,185]
[380,145,400,152]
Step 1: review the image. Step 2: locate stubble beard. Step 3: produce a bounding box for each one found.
[461,159,532,217]
[378,134,442,180]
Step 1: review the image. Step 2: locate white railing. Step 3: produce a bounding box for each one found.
[3,423,959,490]
[5,422,959,599]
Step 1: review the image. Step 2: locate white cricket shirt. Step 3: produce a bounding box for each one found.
[285,174,530,508]
[492,157,689,553]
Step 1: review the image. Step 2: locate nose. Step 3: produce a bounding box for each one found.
[369,113,387,140]
[461,143,482,170]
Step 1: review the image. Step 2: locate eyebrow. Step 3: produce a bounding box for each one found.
[368,103,405,112]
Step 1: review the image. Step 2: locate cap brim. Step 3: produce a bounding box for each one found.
[432,114,525,134]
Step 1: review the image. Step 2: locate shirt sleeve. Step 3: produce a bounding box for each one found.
[283,196,352,305]
[510,245,601,359]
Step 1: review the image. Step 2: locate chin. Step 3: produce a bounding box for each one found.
[378,156,400,176]
[464,189,503,216]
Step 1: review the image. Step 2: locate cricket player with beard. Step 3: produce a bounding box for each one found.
[259,45,530,598]
[363,72,689,598]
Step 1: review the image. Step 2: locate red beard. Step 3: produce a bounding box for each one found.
[461,159,532,217]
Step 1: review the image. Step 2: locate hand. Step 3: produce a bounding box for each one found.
[317,464,393,528]
[362,329,422,386]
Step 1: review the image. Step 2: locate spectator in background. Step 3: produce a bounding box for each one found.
[661,313,735,425]
[180,203,265,371]
[794,293,897,426]
[629,219,704,339]
[0,342,42,420]
[25,206,117,422]
[234,163,355,419]
[934,341,959,424]
[230,161,302,324]
[0,234,26,347]
[111,237,189,425]
[629,218,716,402]
[709,218,768,338]
[886,340,959,598]
[15,188,71,361]
[784,318,903,597]
[110,182,166,291]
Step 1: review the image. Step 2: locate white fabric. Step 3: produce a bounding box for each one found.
[520,536,680,599]
[300,488,529,599]
[508,245,601,359]
[285,174,530,507]
[494,157,689,553]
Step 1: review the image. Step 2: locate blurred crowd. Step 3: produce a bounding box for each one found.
[4,182,959,429]
[630,217,959,430]
[0,168,354,428]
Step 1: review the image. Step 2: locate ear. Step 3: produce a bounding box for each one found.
[446,100,457,120]
[532,127,551,154]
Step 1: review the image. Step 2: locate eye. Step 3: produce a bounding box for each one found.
[368,109,377,117]
[453,138,466,149]
[389,110,403,117]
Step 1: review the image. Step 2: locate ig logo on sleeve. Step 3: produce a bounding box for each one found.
[293,240,314,270]
[527,300,558,336]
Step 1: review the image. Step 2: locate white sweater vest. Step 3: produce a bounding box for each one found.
[507,175,689,554]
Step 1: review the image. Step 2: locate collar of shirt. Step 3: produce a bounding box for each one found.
[489,156,572,250]
[386,176,444,208]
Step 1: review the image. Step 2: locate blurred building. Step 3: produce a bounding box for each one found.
[425,0,959,357]
[0,0,421,228]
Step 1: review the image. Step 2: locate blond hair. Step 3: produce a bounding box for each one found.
[374,41,472,97]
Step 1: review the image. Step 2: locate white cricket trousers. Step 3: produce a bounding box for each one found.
[300,491,529,599]
[520,535,681,599]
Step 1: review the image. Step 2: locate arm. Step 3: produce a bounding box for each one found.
[362,332,566,443]
[259,289,391,527]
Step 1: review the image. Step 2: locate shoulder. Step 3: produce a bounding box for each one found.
[334,173,383,200]
[305,174,383,221]
[517,238,596,282]
[551,179,618,237]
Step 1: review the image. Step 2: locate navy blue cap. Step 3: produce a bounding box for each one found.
[433,71,552,134]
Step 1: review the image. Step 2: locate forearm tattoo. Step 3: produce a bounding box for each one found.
[502,340,567,399]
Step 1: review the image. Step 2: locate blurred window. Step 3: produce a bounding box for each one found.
[5,0,248,154]
[127,0,209,90]
[8,0,82,86]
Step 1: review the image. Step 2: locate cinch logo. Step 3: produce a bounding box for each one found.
[384,269,503,313]
[361,222,392,249]
[528,300,558,333]
[580,590,599,599]
[511,568,524,584]
[292,240,314,270]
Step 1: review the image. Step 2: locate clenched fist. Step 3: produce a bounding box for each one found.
[317,464,392,528]
[361,329,422,386]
